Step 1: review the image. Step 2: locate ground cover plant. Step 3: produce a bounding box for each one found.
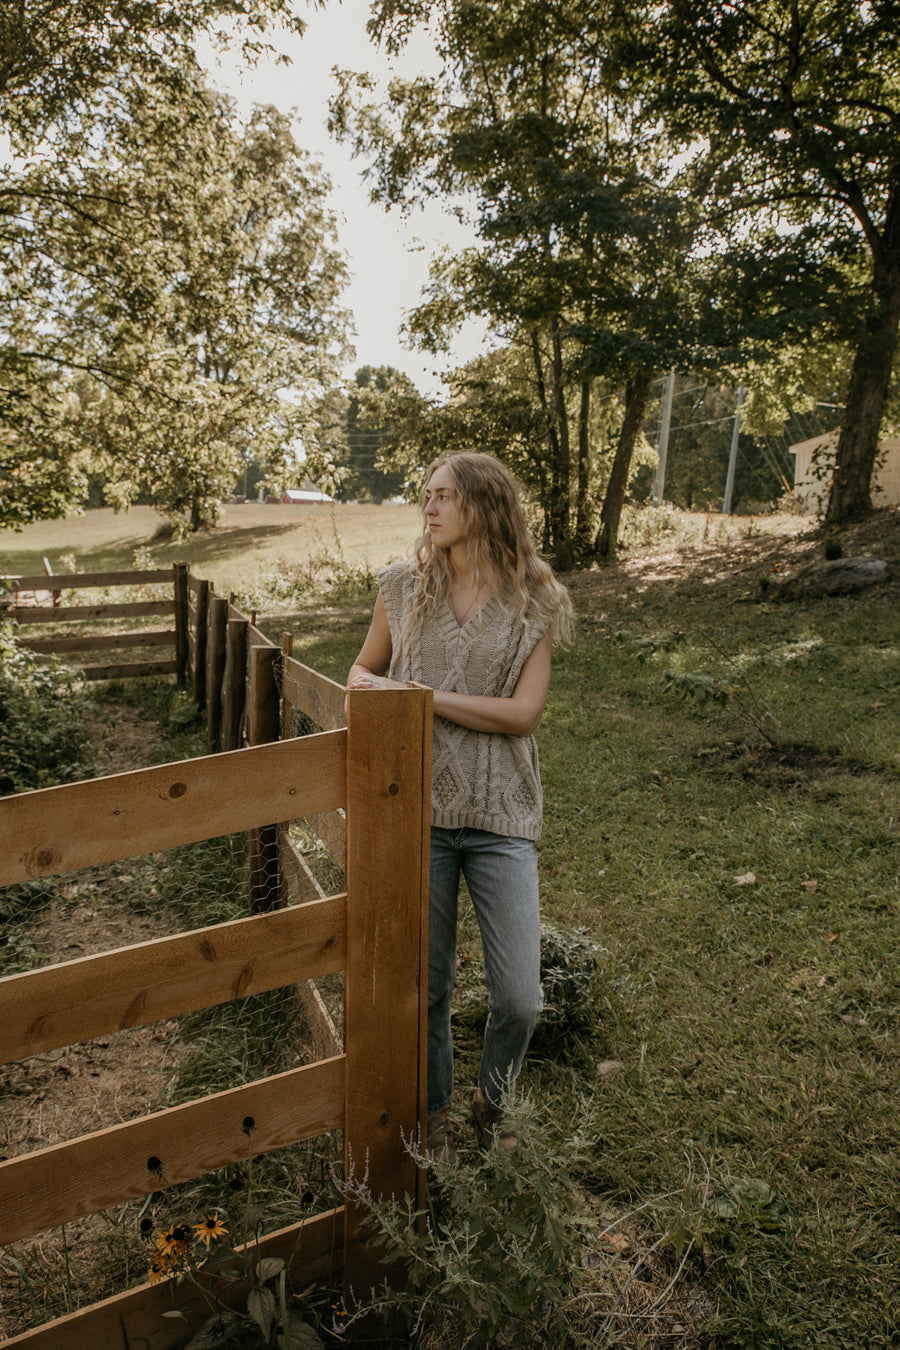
[1,503,897,1346]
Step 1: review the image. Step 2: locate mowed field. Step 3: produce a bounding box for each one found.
[0,502,420,595]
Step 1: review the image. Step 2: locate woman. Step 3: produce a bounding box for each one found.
[346,452,573,1155]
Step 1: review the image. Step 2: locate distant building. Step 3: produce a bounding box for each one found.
[789,432,900,513]
[281,489,335,505]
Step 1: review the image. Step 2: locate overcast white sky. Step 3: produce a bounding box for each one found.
[199,0,487,398]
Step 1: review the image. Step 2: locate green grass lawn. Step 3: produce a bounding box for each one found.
[282,510,900,1349]
[2,502,898,1347]
[0,501,419,596]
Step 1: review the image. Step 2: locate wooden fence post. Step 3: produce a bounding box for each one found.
[192,577,210,709]
[343,687,432,1297]
[247,645,281,913]
[221,617,248,751]
[206,593,228,751]
[173,562,189,687]
[281,631,294,738]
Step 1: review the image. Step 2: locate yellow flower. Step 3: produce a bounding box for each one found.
[156,1223,191,1261]
[148,1256,172,1285]
[192,1213,229,1246]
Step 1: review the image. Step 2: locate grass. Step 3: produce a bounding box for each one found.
[0,501,418,597]
[277,507,900,1348]
[2,501,899,1346]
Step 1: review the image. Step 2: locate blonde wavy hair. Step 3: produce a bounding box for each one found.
[405,451,574,646]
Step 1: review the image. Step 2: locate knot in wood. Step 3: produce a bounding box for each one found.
[23,845,61,877]
[388,782,400,797]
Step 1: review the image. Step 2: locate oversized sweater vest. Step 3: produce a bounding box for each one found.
[379,560,547,841]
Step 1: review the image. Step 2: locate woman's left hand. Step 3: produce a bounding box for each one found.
[345,673,409,692]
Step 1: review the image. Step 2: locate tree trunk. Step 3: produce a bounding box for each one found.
[574,378,593,562]
[530,323,573,567]
[548,318,573,567]
[594,368,653,561]
[827,255,900,522]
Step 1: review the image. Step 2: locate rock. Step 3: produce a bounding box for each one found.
[768,556,889,600]
[596,1059,625,1078]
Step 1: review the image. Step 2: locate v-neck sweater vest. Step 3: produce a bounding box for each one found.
[378,560,547,841]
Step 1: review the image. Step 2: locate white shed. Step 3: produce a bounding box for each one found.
[789,431,900,514]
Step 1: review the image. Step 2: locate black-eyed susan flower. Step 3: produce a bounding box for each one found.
[148,1256,172,1284]
[192,1213,229,1246]
[156,1223,191,1261]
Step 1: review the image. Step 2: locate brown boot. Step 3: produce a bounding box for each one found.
[471,1089,517,1152]
[426,1109,457,1162]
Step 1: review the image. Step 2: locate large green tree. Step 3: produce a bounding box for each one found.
[332,0,702,565]
[619,0,900,521]
[0,0,352,531]
[337,366,415,503]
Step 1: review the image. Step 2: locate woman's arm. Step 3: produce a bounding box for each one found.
[431,633,552,736]
[346,604,552,738]
[346,592,393,684]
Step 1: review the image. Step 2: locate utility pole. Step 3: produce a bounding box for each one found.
[721,385,746,514]
[651,371,675,505]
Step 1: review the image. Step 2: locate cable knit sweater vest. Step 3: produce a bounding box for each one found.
[378,560,547,841]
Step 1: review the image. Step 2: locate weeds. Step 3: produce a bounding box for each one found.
[0,622,94,791]
[342,1090,595,1349]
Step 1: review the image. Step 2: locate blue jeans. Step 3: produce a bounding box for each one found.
[427,826,543,1113]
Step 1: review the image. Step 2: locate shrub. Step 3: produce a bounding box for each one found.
[0,622,93,793]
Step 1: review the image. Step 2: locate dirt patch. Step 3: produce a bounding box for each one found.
[706,739,897,791]
[564,506,899,607]
[84,700,164,777]
[0,701,188,1337]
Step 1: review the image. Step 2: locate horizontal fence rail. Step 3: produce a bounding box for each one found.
[1,564,187,684]
[0,680,432,1348]
[0,894,347,1062]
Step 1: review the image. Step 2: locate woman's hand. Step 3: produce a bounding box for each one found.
[345,672,408,692]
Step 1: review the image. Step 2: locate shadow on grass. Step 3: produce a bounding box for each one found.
[6,521,301,576]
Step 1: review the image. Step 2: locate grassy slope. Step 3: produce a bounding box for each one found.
[285,507,900,1349]
[0,502,418,596]
[4,503,898,1346]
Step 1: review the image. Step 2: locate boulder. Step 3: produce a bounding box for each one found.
[769,555,890,601]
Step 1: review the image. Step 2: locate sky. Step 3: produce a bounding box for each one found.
[199,0,487,398]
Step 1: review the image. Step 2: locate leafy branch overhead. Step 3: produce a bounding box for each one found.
[0,2,350,533]
[331,0,900,547]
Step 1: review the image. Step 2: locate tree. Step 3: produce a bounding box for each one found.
[339,366,416,502]
[618,0,900,521]
[332,0,703,565]
[2,79,350,530]
[0,0,303,148]
[0,0,349,531]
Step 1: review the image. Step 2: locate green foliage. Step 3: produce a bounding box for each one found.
[533,923,608,1055]
[0,623,93,792]
[333,1,704,564]
[622,0,900,520]
[333,365,416,503]
[660,668,729,709]
[1,7,349,533]
[343,1092,594,1349]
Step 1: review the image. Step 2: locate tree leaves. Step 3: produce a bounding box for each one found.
[1,5,349,532]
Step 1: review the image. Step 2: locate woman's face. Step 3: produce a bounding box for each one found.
[423,465,466,551]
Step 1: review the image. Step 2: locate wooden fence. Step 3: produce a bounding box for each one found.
[1,563,188,684]
[0,569,435,1347]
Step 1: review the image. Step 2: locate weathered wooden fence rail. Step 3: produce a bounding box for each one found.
[0,684,432,1348]
[2,562,365,1056]
[1,563,189,684]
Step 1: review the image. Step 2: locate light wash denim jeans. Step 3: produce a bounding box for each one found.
[427,826,543,1113]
